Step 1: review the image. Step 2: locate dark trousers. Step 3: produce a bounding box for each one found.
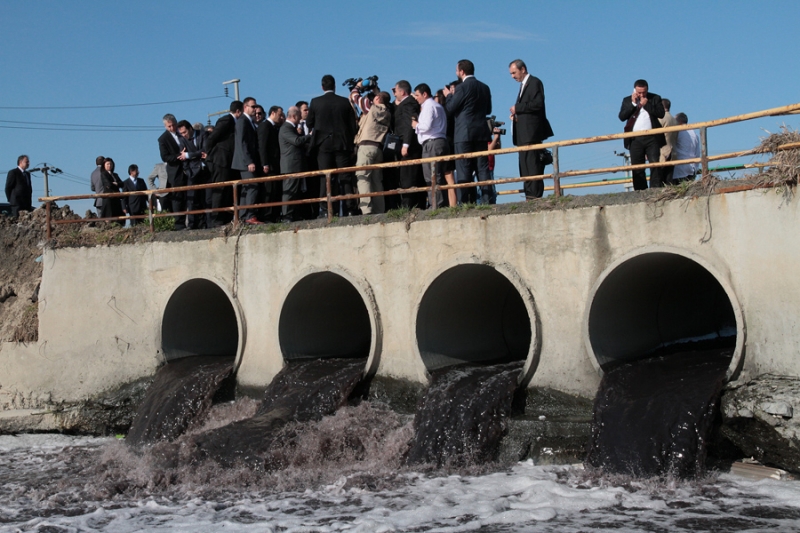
[317,150,355,217]
[264,174,281,222]
[239,171,263,221]
[170,192,186,229]
[282,175,302,221]
[520,147,545,199]
[455,141,492,205]
[630,135,663,190]
[186,169,209,229]
[206,162,235,226]
[382,151,401,211]
[399,149,425,209]
[9,204,32,218]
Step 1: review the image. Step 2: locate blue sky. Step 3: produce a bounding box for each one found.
[2,1,799,214]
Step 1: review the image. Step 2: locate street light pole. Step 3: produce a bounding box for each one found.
[223,79,240,102]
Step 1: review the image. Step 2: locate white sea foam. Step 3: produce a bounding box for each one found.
[3,435,800,532]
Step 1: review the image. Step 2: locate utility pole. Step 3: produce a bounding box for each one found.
[208,78,241,125]
[29,163,62,197]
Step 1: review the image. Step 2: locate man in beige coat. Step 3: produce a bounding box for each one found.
[659,98,679,184]
[353,91,391,214]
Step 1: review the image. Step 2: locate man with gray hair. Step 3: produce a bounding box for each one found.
[278,106,312,221]
[672,112,700,183]
[509,59,553,199]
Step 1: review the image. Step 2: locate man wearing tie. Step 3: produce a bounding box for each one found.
[5,155,33,218]
[509,59,554,200]
[232,97,264,224]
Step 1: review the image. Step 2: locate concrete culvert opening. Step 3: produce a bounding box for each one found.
[162,279,240,361]
[416,264,533,371]
[587,252,739,371]
[279,272,372,360]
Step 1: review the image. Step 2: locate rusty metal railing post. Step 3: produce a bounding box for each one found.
[232,182,240,225]
[326,172,333,223]
[552,146,561,198]
[700,126,709,178]
[430,163,438,208]
[45,201,52,240]
[148,194,155,233]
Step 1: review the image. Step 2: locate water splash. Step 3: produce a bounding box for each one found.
[406,361,525,467]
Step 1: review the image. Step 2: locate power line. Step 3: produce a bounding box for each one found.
[0,95,227,110]
[0,125,160,132]
[0,119,159,129]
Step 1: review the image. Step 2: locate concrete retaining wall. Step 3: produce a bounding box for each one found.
[1,187,799,428]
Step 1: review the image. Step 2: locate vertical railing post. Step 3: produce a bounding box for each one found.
[232,182,240,225]
[430,162,438,209]
[148,194,155,233]
[552,146,561,198]
[45,201,52,240]
[700,126,709,179]
[326,172,333,224]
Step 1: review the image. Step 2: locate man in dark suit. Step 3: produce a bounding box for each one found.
[619,79,666,190]
[279,106,312,222]
[393,80,425,209]
[258,106,283,222]
[232,97,264,224]
[307,74,358,218]
[177,120,209,229]
[89,155,105,215]
[509,59,554,200]
[158,113,187,229]
[205,100,243,226]
[444,59,493,205]
[5,155,33,218]
[122,164,148,226]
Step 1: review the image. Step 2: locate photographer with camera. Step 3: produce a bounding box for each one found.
[509,59,554,200]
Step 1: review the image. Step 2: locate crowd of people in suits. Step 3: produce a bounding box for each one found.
[4,59,698,225]
[146,58,557,228]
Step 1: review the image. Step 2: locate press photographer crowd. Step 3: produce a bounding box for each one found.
[5,59,699,228]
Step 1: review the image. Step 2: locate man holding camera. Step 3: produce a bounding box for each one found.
[619,79,666,190]
[509,59,554,200]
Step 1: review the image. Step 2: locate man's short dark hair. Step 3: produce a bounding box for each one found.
[95,155,105,166]
[377,91,391,104]
[396,80,412,94]
[162,113,177,124]
[268,105,282,116]
[449,79,462,89]
[230,100,244,113]
[633,79,648,89]
[17,155,28,165]
[321,75,335,91]
[662,98,671,111]
[509,59,527,71]
[177,119,193,132]
[414,83,432,97]
[254,105,265,115]
[675,112,688,124]
[296,100,308,108]
[128,164,138,174]
[457,59,475,76]
[243,96,256,105]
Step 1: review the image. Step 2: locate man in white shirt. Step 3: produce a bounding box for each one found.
[672,113,700,183]
[618,79,667,190]
[411,83,449,208]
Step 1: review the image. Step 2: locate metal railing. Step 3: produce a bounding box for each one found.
[39,102,800,239]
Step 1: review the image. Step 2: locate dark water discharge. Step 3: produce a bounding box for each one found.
[406,361,525,467]
[126,355,235,446]
[586,350,731,477]
[189,357,368,469]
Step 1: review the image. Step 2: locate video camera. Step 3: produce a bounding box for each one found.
[487,115,506,136]
[342,75,379,92]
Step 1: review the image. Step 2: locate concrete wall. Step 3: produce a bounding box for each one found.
[1,187,799,419]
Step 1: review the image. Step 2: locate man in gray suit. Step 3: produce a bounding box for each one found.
[443,59,493,204]
[90,156,105,215]
[279,106,311,222]
[232,97,264,224]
